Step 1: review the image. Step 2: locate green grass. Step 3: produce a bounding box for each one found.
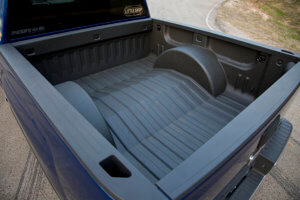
[248,0,300,41]
[261,5,285,19]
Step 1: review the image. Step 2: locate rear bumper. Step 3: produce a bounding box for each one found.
[221,119,292,200]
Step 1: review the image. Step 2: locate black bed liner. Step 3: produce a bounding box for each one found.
[5,16,299,199]
[60,55,248,182]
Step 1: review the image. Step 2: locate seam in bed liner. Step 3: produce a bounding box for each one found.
[75,55,246,183]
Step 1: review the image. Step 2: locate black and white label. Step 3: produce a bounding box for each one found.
[11,26,46,36]
[124,5,144,17]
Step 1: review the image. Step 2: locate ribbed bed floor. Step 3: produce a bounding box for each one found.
[75,55,246,183]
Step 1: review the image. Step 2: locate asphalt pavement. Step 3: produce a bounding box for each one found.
[0,88,59,200]
[147,0,224,30]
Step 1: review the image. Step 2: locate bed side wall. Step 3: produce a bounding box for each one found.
[12,19,152,85]
[30,33,151,84]
[150,19,300,98]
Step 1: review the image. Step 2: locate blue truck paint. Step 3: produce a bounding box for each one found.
[0,0,8,44]
[0,60,111,200]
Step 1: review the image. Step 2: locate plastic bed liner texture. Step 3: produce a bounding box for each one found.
[73,55,246,183]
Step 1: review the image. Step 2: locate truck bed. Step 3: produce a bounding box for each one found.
[58,54,247,183]
[5,17,299,199]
